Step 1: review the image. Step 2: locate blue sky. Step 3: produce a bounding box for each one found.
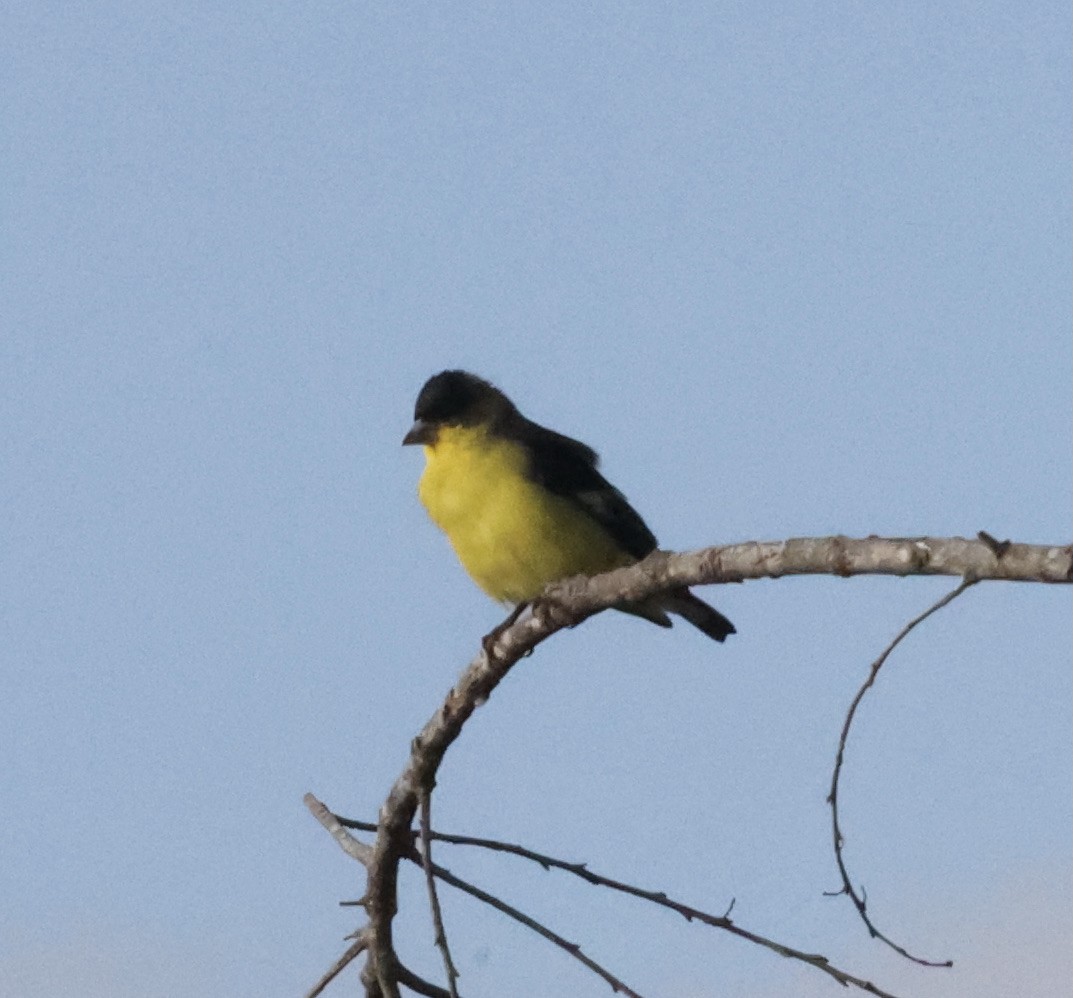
[2,3,1070,996]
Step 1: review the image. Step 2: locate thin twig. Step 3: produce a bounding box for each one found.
[419,790,460,997]
[306,933,369,998]
[442,840,901,995]
[429,836,902,993]
[331,811,900,997]
[826,577,978,967]
[429,858,645,998]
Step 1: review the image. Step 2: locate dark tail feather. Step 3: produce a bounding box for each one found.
[616,601,674,628]
[662,588,736,642]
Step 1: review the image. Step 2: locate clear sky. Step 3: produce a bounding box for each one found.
[2,3,1070,997]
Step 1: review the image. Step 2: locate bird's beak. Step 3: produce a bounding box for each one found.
[402,419,434,446]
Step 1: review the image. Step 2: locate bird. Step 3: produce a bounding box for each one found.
[403,370,735,642]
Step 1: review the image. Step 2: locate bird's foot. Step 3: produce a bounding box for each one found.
[481,602,529,659]
[530,589,580,630]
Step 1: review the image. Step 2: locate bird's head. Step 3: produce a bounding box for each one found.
[403,370,515,446]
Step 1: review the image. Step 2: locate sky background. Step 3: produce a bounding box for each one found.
[2,3,1070,997]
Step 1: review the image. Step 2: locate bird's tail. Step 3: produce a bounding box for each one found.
[661,588,736,642]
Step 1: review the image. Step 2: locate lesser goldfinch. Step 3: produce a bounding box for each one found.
[403,370,735,642]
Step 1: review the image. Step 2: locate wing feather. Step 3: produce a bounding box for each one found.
[517,419,658,560]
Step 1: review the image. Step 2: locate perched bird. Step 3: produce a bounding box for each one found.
[403,370,735,642]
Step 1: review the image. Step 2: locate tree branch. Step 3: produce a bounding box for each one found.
[312,534,1070,996]
[545,536,1070,622]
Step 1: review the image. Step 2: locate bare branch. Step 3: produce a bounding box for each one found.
[826,578,978,966]
[429,859,646,998]
[361,604,555,995]
[458,841,908,996]
[329,813,904,997]
[305,792,373,868]
[320,535,1070,996]
[361,954,454,998]
[419,791,460,997]
[624,535,1071,589]
[324,819,644,997]
[395,964,454,998]
[306,933,369,998]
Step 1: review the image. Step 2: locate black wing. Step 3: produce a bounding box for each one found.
[517,418,658,560]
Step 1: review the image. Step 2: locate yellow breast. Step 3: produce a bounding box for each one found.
[416,425,632,603]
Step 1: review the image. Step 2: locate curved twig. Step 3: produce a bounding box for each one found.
[826,577,978,966]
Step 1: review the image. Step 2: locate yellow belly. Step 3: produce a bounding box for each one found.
[417,426,633,603]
